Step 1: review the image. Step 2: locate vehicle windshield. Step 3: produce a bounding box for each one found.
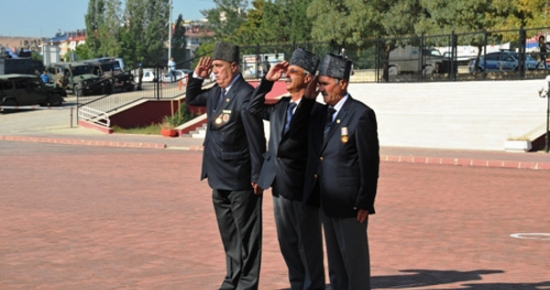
[100,63,122,72]
[71,65,93,76]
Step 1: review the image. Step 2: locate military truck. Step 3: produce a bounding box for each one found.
[84,60,135,92]
[0,58,44,75]
[45,62,107,96]
[0,74,66,113]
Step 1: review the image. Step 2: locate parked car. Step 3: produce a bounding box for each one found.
[0,74,66,112]
[161,69,192,83]
[468,50,538,73]
[133,68,157,83]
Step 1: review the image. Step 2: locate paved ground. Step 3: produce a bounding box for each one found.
[0,142,549,290]
[1,104,550,289]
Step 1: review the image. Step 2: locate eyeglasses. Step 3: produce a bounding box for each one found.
[287,68,307,75]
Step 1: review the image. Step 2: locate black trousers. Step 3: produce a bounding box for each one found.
[213,189,263,290]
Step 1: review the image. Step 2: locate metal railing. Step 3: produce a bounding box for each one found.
[78,106,110,128]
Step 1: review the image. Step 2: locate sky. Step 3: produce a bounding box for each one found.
[0,0,215,38]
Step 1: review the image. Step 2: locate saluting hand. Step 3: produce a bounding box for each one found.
[303,75,319,100]
[195,57,212,79]
[265,61,289,82]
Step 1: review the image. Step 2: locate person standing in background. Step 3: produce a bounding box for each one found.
[168,57,176,82]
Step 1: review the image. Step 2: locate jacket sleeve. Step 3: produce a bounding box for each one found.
[185,73,210,107]
[247,77,276,121]
[241,103,266,183]
[355,108,380,213]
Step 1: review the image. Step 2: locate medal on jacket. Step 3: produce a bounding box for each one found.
[216,110,232,125]
[341,127,348,143]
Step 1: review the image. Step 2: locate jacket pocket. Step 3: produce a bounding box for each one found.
[221,151,244,160]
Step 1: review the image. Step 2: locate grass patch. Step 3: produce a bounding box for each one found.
[112,124,161,135]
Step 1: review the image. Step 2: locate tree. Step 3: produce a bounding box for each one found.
[97,0,123,57]
[74,44,93,60]
[118,0,170,68]
[201,0,249,43]
[171,14,188,66]
[307,0,422,81]
[85,0,106,58]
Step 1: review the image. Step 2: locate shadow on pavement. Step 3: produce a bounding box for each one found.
[371,269,504,289]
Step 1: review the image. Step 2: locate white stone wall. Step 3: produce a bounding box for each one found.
[348,79,549,150]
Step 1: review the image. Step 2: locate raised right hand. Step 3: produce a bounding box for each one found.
[195,57,212,79]
[303,75,319,100]
[265,61,289,82]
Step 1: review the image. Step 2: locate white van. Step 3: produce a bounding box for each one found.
[388,45,443,75]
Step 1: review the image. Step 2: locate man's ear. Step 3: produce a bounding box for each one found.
[339,79,348,90]
[230,62,239,72]
[304,73,312,84]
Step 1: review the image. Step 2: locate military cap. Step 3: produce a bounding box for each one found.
[289,48,319,75]
[318,53,353,80]
[212,41,240,64]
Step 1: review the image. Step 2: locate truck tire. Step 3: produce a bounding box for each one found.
[48,94,63,106]
[1,99,18,113]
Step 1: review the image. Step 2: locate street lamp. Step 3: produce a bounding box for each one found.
[538,75,550,153]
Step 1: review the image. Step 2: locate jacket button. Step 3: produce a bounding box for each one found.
[314,174,318,179]
[320,156,324,161]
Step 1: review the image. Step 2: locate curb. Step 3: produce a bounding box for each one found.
[0,135,167,150]
[381,155,550,171]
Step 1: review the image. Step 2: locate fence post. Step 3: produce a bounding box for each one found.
[483,31,488,80]
[376,37,381,83]
[519,27,526,79]
[451,30,457,81]
[419,34,425,82]
[255,44,261,79]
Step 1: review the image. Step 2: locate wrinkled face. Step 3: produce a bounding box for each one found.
[212,59,238,88]
[318,75,347,106]
[284,65,310,93]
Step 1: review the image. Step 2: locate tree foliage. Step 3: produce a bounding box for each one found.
[84,0,170,69]
[171,14,188,65]
[202,0,249,44]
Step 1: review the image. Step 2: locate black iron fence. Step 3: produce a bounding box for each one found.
[76,25,550,106]
[182,26,550,83]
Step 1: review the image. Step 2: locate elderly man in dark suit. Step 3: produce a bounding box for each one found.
[303,53,380,290]
[248,48,325,290]
[186,41,266,290]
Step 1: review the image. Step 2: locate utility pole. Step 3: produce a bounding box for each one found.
[168,0,172,60]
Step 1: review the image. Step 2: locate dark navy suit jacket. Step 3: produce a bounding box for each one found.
[186,73,266,190]
[247,78,314,201]
[303,96,380,218]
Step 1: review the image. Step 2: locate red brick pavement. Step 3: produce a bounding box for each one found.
[0,142,549,289]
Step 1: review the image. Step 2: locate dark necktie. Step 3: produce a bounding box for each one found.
[284,102,297,134]
[324,106,336,137]
[215,88,226,110]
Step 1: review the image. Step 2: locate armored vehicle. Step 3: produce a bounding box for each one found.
[45,62,107,96]
[0,74,66,113]
[84,60,135,92]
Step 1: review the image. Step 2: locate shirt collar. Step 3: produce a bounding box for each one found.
[331,93,349,114]
[223,74,241,94]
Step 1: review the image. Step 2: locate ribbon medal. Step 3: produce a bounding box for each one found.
[341,127,349,143]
